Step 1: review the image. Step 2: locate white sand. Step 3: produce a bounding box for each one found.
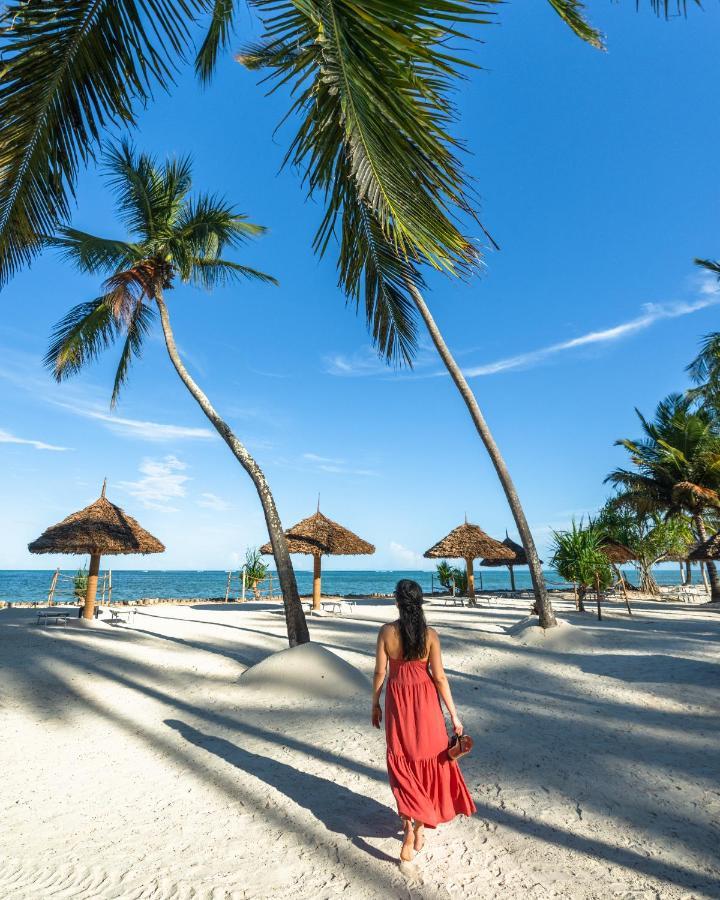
[1,595,718,899]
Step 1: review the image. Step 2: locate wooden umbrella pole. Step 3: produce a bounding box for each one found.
[48,568,59,606]
[509,564,516,593]
[83,553,101,620]
[313,554,322,611]
[108,569,112,605]
[466,557,476,606]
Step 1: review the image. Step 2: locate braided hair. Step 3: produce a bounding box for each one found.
[395,579,427,660]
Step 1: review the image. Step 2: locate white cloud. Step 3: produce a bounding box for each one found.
[66,406,216,442]
[323,278,720,382]
[0,429,70,452]
[323,349,389,378]
[465,293,720,378]
[197,492,231,511]
[118,456,190,510]
[389,541,424,566]
[302,452,377,477]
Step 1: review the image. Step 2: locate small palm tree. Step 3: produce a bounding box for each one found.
[44,141,309,646]
[606,394,720,601]
[244,547,269,600]
[435,561,455,593]
[551,520,613,618]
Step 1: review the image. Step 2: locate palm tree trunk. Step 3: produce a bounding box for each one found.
[406,283,557,628]
[693,515,720,601]
[155,294,309,646]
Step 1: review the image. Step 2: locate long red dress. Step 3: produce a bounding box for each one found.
[385,657,476,827]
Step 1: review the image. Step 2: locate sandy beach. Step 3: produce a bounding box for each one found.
[1,595,718,899]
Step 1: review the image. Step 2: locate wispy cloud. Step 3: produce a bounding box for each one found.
[465,292,720,378]
[0,348,217,442]
[0,428,70,452]
[302,452,377,477]
[389,541,424,566]
[323,349,389,378]
[323,277,720,381]
[117,455,190,510]
[197,492,231,511]
[57,404,216,442]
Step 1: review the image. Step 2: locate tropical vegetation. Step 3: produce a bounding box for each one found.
[43,142,310,646]
[606,394,720,602]
[0,0,699,630]
[244,547,269,600]
[550,520,613,618]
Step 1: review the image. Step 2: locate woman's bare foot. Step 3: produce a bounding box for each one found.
[400,819,414,862]
[413,822,425,852]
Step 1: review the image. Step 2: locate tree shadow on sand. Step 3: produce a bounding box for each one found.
[165,719,399,864]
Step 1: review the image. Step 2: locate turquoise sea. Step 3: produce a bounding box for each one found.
[0,566,692,604]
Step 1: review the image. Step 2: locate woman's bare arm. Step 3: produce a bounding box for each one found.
[371,626,389,728]
[428,631,463,735]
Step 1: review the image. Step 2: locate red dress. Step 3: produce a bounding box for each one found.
[385,657,476,827]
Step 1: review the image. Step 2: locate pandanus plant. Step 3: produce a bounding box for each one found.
[44,142,310,646]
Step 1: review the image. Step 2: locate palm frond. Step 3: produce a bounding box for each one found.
[0,0,208,286]
[189,258,278,289]
[695,258,720,279]
[45,297,120,380]
[240,1,489,269]
[546,1,604,48]
[240,0,495,362]
[46,227,140,275]
[110,300,155,406]
[195,0,238,84]
[644,1,702,18]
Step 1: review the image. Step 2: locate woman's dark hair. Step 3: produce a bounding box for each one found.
[395,579,427,660]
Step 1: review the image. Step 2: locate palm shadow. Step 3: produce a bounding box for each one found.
[165,719,399,864]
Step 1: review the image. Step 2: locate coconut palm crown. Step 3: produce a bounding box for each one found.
[44,140,274,403]
[606,393,720,600]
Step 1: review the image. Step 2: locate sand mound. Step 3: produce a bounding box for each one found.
[239,641,369,700]
[506,617,594,650]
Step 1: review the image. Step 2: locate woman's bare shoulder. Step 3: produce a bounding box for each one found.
[427,626,440,644]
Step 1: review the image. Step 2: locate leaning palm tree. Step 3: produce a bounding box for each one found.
[44,141,309,646]
[0,1,700,629]
[238,2,566,625]
[606,394,720,602]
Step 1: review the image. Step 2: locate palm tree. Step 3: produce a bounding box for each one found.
[550,519,613,618]
[0,1,699,628]
[597,501,694,595]
[44,141,310,646]
[606,394,720,602]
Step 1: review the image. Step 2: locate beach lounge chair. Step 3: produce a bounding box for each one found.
[37,611,72,627]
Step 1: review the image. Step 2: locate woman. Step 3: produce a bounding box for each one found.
[371,579,476,863]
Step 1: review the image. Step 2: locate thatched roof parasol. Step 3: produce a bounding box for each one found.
[479,532,539,592]
[424,521,512,602]
[599,539,636,565]
[261,509,374,609]
[688,532,720,561]
[28,481,164,620]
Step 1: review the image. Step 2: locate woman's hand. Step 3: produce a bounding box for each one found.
[451,715,463,736]
[372,703,382,729]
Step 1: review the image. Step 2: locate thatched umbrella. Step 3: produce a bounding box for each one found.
[599,539,635,565]
[480,531,540,592]
[28,481,164,620]
[261,508,374,610]
[424,520,512,604]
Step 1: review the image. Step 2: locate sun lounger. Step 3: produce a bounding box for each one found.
[109,608,136,625]
[444,595,465,607]
[37,611,71,627]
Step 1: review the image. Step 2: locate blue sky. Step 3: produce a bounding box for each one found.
[1,2,719,571]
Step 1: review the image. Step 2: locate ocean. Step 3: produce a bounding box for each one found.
[0,566,692,604]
